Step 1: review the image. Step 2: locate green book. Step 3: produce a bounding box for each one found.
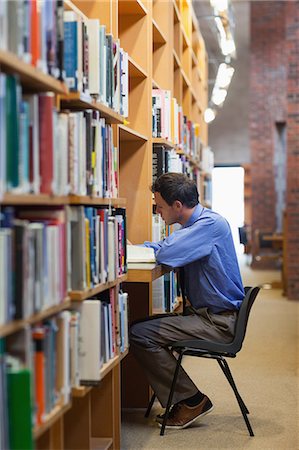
[7,368,33,450]
[6,75,20,190]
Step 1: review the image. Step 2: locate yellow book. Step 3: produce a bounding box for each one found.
[85,218,91,289]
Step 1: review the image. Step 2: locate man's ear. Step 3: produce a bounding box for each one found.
[173,200,183,210]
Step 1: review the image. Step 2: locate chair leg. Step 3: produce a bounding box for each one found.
[217,360,249,414]
[144,393,156,418]
[217,359,254,437]
[160,351,184,436]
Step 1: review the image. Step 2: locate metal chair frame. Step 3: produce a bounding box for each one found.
[145,286,260,437]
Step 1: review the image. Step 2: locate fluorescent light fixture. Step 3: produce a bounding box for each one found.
[210,0,228,12]
[204,108,216,123]
[220,37,236,56]
[211,87,227,106]
[215,63,235,88]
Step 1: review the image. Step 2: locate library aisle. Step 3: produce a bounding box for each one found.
[121,258,299,450]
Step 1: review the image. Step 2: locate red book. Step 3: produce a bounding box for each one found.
[32,326,45,426]
[30,0,40,67]
[39,94,54,194]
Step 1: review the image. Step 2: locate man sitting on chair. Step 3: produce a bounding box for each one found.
[129,173,244,430]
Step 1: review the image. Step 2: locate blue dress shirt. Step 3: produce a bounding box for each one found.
[144,204,244,314]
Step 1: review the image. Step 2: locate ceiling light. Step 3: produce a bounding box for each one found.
[210,0,228,12]
[204,108,216,123]
[215,63,235,88]
[211,87,227,106]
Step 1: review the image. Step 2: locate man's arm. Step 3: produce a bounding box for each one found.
[154,218,215,267]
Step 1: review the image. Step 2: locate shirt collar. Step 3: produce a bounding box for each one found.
[183,203,204,228]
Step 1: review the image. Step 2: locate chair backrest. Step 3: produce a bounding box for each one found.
[172,286,260,356]
[231,286,260,353]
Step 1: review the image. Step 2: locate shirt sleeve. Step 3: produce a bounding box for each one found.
[155,217,215,267]
[143,240,163,253]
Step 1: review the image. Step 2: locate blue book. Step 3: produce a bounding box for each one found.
[84,207,95,287]
[63,12,78,91]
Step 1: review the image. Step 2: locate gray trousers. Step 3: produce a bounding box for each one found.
[129,308,237,408]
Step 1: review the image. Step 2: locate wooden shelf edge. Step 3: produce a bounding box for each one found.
[70,274,128,301]
[181,24,191,49]
[69,196,126,207]
[128,56,148,79]
[152,78,162,90]
[72,385,92,398]
[90,437,113,450]
[72,349,128,397]
[1,194,126,207]
[173,0,181,23]
[173,49,181,69]
[60,92,124,124]
[0,50,68,94]
[153,138,176,149]
[0,299,71,338]
[181,68,191,87]
[1,193,69,205]
[34,402,72,439]
[126,265,171,283]
[119,125,148,143]
[118,0,148,16]
[152,19,167,46]
[100,353,124,379]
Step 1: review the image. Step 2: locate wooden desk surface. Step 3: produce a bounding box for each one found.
[263,234,283,242]
[126,264,172,283]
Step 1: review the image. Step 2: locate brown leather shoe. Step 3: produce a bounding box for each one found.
[156,395,213,429]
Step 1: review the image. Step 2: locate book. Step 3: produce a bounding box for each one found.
[7,363,33,450]
[76,300,101,384]
[127,245,156,263]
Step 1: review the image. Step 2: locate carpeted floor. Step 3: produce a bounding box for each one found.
[121,258,299,450]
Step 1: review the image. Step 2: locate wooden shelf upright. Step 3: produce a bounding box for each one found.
[120,0,209,410]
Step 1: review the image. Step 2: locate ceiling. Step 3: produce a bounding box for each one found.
[194,0,251,165]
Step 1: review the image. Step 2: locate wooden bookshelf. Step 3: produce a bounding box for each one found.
[59,92,125,124]
[69,274,128,301]
[126,264,172,283]
[0,50,68,94]
[0,0,209,448]
[34,402,72,439]
[1,194,126,207]
[1,193,70,206]
[121,0,209,412]
[68,195,127,207]
[0,299,71,338]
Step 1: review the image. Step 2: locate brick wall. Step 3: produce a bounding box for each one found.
[250,1,299,299]
[286,1,299,299]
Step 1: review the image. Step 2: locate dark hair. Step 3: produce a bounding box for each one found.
[151,173,199,207]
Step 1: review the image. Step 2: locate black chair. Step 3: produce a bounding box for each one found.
[145,286,260,436]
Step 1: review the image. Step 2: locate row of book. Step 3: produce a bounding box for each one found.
[152,272,178,314]
[67,206,127,292]
[0,207,67,323]
[153,145,200,183]
[64,11,129,116]
[0,0,64,80]
[0,74,118,199]
[0,2,129,117]
[152,89,202,158]
[0,289,129,448]
[0,206,127,324]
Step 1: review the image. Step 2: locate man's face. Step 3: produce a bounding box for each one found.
[154,192,182,225]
